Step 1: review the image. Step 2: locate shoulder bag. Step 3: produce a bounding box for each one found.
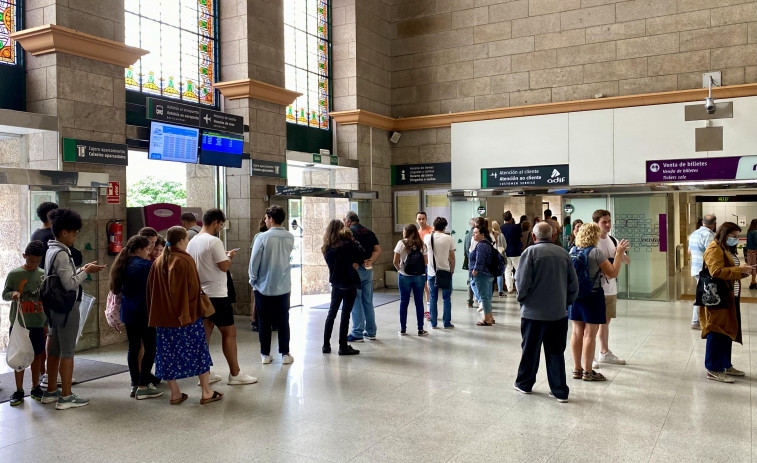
[431,234,452,289]
[695,247,731,310]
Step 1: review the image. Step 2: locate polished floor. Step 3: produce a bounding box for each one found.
[0,289,754,463]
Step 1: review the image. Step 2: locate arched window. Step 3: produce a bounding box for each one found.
[285,0,330,130]
[125,0,218,106]
[0,0,20,65]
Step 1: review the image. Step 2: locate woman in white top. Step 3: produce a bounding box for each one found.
[393,224,429,336]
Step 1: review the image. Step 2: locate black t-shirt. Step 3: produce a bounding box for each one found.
[324,240,363,288]
[350,224,379,261]
[31,228,55,269]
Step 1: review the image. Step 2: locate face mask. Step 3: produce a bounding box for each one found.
[726,237,739,246]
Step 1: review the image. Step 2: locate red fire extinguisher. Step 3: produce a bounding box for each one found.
[107,220,123,256]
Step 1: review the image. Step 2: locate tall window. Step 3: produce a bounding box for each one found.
[0,0,19,65]
[285,0,330,130]
[125,0,218,106]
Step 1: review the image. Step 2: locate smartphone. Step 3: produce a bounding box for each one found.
[231,248,240,252]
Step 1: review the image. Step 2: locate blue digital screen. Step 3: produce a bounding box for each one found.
[148,122,199,164]
[199,131,244,168]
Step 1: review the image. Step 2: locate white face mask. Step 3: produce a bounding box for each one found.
[726,237,739,247]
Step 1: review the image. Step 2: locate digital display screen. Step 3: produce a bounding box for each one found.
[148,122,199,164]
[199,131,244,168]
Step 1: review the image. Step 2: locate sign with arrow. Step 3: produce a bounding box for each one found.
[481,164,569,188]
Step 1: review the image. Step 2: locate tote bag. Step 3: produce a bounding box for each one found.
[6,302,35,372]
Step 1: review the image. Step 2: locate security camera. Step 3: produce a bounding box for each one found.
[704,97,716,114]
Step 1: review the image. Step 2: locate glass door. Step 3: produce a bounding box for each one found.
[286,198,303,308]
[613,195,669,300]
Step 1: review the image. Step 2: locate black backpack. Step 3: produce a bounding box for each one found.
[484,241,505,276]
[40,250,77,323]
[404,246,426,275]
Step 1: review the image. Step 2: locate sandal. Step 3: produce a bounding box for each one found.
[200,390,223,404]
[170,393,188,405]
[582,370,606,382]
[572,368,584,379]
[476,321,492,326]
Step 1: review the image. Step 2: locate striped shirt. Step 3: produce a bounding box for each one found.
[689,226,715,276]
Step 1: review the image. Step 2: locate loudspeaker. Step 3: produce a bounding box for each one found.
[389,131,401,143]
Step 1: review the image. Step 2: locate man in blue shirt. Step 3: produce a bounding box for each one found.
[249,205,295,365]
[688,214,716,330]
[343,211,381,341]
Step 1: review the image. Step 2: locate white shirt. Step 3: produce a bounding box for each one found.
[424,232,455,276]
[393,240,427,276]
[186,232,229,298]
[596,235,618,296]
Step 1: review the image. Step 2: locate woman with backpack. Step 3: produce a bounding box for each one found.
[470,221,501,326]
[393,224,429,336]
[569,223,628,381]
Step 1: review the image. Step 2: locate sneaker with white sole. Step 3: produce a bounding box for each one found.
[364,334,377,340]
[592,358,599,369]
[228,371,258,385]
[261,354,273,364]
[41,388,61,404]
[598,350,626,365]
[198,372,223,386]
[512,383,531,394]
[726,366,746,377]
[548,392,569,403]
[55,393,89,410]
[707,370,735,383]
[40,374,48,387]
[135,386,163,400]
[282,354,294,364]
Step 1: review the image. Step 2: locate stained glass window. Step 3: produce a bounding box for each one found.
[0,0,18,65]
[125,0,218,106]
[285,0,330,130]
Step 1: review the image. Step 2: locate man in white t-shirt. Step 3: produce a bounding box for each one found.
[186,208,257,386]
[593,209,630,367]
[424,217,456,329]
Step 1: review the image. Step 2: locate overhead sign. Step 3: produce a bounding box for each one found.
[106,181,120,204]
[563,204,575,215]
[251,159,287,178]
[481,164,569,188]
[646,155,757,183]
[273,186,350,198]
[62,138,128,166]
[146,97,244,135]
[391,162,451,186]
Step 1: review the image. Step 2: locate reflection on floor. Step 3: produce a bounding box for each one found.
[0,290,755,462]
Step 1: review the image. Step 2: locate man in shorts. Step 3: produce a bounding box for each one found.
[187,208,257,386]
[592,209,630,367]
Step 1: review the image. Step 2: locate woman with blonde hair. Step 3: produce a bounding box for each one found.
[568,222,629,381]
[321,220,363,355]
[147,226,221,405]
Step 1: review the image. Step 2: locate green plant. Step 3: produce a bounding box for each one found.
[127,176,187,207]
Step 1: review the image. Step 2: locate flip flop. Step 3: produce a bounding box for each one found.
[170,393,188,405]
[476,321,492,326]
[200,391,223,405]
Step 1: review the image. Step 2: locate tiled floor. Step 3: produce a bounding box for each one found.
[0,290,754,462]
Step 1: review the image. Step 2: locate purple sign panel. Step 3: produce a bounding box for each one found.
[646,155,757,183]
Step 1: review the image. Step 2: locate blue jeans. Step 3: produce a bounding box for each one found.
[428,275,452,327]
[496,275,504,293]
[351,266,377,338]
[472,273,494,315]
[399,273,426,330]
[470,277,480,302]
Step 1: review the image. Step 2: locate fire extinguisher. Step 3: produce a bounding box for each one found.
[107,220,123,256]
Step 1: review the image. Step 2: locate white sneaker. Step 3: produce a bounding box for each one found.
[261,354,273,364]
[707,370,735,383]
[228,371,258,385]
[198,372,223,386]
[40,374,48,387]
[592,358,599,369]
[598,350,626,365]
[282,354,294,364]
[477,301,483,314]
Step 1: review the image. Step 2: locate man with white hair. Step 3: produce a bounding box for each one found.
[689,214,717,329]
[513,222,578,403]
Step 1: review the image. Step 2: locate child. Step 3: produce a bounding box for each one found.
[2,241,47,406]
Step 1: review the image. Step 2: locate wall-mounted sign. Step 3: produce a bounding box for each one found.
[251,159,287,178]
[563,204,575,215]
[391,162,451,186]
[696,195,757,203]
[481,164,569,188]
[273,186,350,198]
[146,97,244,135]
[107,181,120,204]
[646,155,757,183]
[477,206,486,215]
[62,138,128,166]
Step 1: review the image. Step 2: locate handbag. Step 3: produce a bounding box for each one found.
[695,248,731,309]
[431,233,453,289]
[105,290,124,332]
[199,291,216,318]
[6,301,35,372]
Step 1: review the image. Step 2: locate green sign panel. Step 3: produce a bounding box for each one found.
[63,138,128,166]
[250,159,286,178]
[330,155,339,165]
[563,204,575,215]
[313,154,321,163]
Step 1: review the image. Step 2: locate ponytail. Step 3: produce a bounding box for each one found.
[109,235,150,294]
[163,226,188,278]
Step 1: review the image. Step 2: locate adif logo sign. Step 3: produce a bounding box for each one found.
[548,168,565,183]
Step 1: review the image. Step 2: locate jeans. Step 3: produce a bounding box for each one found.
[496,274,504,293]
[399,273,426,330]
[505,256,520,292]
[428,275,452,327]
[705,331,732,372]
[125,322,156,387]
[324,287,356,348]
[351,266,377,338]
[472,273,494,315]
[469,277,480,302]
[515,317,569,399]
[254,291,291,355]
